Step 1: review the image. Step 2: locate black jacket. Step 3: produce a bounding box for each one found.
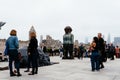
[28,37,38,54]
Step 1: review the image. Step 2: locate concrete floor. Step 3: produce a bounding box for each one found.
[0,56,120,80]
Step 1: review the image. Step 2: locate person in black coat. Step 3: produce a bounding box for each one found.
[109,43,115,60]
[98,33,106,69]
[28,32,38,75]
[43,45,47,53]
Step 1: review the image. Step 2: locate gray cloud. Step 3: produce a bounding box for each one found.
[0,0,120,43]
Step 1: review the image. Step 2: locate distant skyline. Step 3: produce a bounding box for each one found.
[107,33,111,44]
[0,0,120,43]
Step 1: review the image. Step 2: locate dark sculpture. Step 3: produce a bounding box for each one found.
[18,46,52,68]
[0,46,58,71]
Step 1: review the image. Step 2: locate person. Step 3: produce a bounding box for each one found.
[52,47,55,56]
[90,37,100,71]
[106,44,111,58]
[109,43,115,60]
[78,44,84,60]
[63,26,74,59]
[50,47,53,56]
[97,33,106,69]
[59,46,63,57]
[43,45,47,53]
[28,32,39,75]
[74,45,78,57]
[5,29,22,77]
[115,46,120,58]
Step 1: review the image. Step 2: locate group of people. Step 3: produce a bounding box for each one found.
[5,29,39,77]
[74,44,85,59]
[5,26,116,77]
[90,33,106,71]
[105,43,120,60]
[62,26,106,72]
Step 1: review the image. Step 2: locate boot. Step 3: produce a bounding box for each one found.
[10,72,16,77]
[16,68,22,77]
[35,68,38,74]
[17,72,22,77]
[28,69,34,75]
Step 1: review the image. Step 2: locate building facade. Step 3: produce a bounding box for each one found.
[0,39,29,53]
[114,37,120,47]
[40,35,62,49]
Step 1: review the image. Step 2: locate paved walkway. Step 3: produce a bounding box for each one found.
[0,57,120,80]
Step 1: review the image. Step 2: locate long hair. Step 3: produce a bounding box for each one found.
[30,32,36,39]
[93,36,98,43]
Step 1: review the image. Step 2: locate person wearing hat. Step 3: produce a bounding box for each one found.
[63,26,74,59]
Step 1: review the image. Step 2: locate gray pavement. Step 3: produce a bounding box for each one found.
[0,56,120,80]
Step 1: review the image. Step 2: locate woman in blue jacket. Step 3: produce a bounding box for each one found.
[6,29,21,77]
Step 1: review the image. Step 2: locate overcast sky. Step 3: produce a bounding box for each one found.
[0,0,120,43]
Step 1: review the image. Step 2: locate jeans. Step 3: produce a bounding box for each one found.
[90,51,100,70]
[8,49,20,74]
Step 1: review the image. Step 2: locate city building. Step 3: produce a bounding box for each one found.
[0,39,29,53]
[40,35,62,49]
[29,26,36,40]
[85,37,89,44]
[107,33,111,44]
[40,35,43,43]
[74,40,79,48]
[0,39,6,53]
[114,37,120,47]
[19,40,29,48]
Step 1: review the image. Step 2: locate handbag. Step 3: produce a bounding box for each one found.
[18,52,22,60]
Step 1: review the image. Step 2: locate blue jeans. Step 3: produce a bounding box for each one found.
[90,51,100,70]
